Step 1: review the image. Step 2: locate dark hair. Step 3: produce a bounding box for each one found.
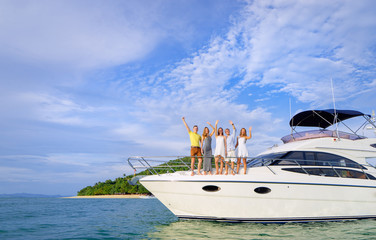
[218,127,224,136]
[193,125,198,128]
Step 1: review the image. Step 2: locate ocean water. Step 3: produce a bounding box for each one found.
[1,198,376,240]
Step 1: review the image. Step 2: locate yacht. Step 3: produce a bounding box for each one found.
[128,109,376,223]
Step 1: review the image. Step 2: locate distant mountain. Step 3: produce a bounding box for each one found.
[0,193,66,198]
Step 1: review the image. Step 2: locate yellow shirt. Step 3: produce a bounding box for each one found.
[189,131,201,147]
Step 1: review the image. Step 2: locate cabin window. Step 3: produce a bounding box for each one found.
[370,144,376,148]
[247,152,287,167]
[270,151,364,169]
[202,185,221,192]
[366,158,376,167]
[282,168,375,180]
[276,151,302,165]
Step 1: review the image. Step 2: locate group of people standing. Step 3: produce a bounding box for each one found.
[182,117,252,176]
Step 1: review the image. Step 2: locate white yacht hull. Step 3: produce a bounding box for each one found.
[140,168,376,222]
[133,110,376,223]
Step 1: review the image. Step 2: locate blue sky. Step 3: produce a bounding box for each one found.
[1,0,376,195]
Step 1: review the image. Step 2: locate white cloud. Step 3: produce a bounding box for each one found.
[0,153,129,186]
[0,166,35,183]
[1,0,376,195]
[111,0,376,158]
[4,92,113,126]
[0,0,164,69]
[237,0,376,107]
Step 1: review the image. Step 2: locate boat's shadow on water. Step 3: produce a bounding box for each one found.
[148,218,376,240]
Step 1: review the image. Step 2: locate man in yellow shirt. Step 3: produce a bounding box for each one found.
[182,117,202,176]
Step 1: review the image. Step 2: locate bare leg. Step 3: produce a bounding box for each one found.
[191,157,195,176]
[231,162,235,175]
[220,157,224,174]
[243,158,247,174]
[236,158,241,174]
[225,161,229,175]
[197,158,203,175]
[215,156,219,175]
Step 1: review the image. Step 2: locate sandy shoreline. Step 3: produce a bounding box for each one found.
[63,194,149,199]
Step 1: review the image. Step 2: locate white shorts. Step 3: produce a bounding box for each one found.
[225,150,237,162]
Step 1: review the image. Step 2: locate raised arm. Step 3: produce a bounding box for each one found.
[207,122,215,137]
[214,120,219,137]
[229,120,236,132]
[182,117,191,133]
[246,126,253,140]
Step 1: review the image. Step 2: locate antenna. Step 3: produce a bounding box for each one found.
[373,110,376,135]
[331,78,340,139]
[289,97,294,139]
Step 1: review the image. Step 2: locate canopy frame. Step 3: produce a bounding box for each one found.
[288,109,375,141]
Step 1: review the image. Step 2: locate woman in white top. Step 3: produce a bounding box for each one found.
[236,126,252,174]
[214,120,227,175]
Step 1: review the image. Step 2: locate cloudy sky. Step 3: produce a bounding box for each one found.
[1,0,376,195]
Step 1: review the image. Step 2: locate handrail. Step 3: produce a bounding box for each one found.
[128,156,243,175]
[127,156,375,180]
[141,157,159,176]
[328,161,341,178]
[262,159,276,175]
[292,159,310,175]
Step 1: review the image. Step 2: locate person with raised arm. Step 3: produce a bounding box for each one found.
[236,126,252,174]
[214,120,226,175]
[182,117,202,176]
[201,122,215,175]
[224,120,237,175]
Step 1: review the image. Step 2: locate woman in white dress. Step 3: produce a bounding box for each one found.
[236,126,252,174]
[214,120,226,175]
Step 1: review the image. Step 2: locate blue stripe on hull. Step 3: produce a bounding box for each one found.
[177,215,376,223]
[141,179,376,189]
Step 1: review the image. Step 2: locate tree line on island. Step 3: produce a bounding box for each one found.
[77,157,191,196]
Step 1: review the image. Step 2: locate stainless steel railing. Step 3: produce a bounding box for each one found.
[128,156,376,180]
[128,156,244,176]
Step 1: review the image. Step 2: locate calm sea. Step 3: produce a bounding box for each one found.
[1,197,376,240]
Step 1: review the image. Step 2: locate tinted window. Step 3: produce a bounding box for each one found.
[316,152,361,168]
[277,152,302,165]
[271,151,363,169]
[247,152,286,167]
[282,168,375,180]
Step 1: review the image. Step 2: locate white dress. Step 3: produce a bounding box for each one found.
[214,136,225,157]
[237,137,249,158]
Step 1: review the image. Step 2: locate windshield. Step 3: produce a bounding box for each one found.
[247,152,287,168]
[281,130,366,144]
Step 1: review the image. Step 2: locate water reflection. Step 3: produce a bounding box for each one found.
[149,219,376,240]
